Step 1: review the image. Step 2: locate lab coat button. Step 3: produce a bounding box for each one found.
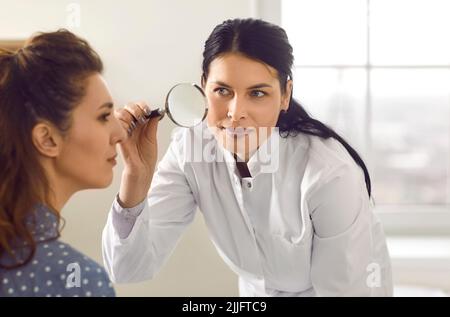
[246,182,252,189]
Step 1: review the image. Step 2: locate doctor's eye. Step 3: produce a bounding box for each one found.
[214,87,232,97]
[250,90,267,98]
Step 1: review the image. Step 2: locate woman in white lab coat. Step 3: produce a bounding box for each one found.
[103,18,393,296]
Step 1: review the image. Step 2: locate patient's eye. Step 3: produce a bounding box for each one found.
[98,112,111,122]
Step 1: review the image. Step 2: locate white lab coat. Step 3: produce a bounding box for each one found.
[102,123,393,296]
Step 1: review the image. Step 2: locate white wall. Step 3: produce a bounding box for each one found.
[0,0,255,296]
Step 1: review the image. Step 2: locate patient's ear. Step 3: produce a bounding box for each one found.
[31,122,63,158]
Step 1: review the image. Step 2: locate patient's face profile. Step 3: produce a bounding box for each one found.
[204,53,291,160]
[55,74,125,189]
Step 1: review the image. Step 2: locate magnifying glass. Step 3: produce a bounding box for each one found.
[144,83,208,128]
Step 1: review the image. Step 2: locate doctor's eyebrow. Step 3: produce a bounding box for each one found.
[211,81,273,89]
[247,83,272,89]
[98,102,114,110]
[211,81,232,88]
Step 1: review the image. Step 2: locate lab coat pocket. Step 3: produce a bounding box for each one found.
[259,231,313,292]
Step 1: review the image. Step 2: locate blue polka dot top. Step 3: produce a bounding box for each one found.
[0,205,115,297]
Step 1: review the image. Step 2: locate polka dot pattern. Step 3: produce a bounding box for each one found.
[0,206,115,297]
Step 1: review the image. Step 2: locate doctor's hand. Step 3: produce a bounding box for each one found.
[115,101,160,208]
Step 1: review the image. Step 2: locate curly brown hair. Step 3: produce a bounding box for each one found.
[0,29,103,269]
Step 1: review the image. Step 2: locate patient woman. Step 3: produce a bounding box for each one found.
[0,30,126,296]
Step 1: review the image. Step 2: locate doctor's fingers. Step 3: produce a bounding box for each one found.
[115,102,152,135]
[114,109,133,136]
[124,102,152,124]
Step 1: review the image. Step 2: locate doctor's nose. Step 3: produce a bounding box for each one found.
[227,98,248,122]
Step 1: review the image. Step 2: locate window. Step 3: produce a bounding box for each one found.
[274,0,450,232]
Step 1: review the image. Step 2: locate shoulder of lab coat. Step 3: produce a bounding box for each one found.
[102,127,197,283]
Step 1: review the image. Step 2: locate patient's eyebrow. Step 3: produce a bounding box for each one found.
[98,102,114,110]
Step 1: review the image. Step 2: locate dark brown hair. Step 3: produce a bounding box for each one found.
[0,29,103,269]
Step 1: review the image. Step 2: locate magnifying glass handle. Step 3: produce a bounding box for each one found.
[145,108,165,120]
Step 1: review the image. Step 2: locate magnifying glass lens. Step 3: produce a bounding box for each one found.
[166,84,207,128]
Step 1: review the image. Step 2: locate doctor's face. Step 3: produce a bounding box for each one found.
[55,74,126,189]
[204,53,292,161]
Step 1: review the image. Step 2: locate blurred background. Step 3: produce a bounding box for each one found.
[1,0,449,296]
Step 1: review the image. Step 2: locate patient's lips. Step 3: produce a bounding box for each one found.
[107,154,117,166]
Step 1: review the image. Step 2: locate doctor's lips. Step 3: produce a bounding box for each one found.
[220,126,255,138]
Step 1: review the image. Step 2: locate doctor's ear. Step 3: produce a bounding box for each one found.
[31,122,64,158]
[201,75,206,89]
[281,80,293,111]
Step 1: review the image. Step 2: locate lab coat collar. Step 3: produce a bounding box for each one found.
[246,128,281,178]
